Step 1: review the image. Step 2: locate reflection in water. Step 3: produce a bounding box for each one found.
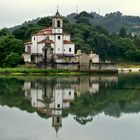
[1,74,140,139]
[22,76,118,133]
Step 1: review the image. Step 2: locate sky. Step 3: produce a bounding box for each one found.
[0,0,140,29]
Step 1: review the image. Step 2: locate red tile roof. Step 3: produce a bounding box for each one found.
[64,40,74,44]
[38,39,54,44]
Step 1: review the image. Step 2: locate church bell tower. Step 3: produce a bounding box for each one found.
[52,10,63,33]
[52,10,64,54]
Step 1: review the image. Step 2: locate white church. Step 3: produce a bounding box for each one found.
[24,10,75,63]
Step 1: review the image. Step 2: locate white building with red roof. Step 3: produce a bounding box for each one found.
[24,10,75,63]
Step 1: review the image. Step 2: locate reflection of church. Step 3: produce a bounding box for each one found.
[22,76,118,133]
[23,80,75,133]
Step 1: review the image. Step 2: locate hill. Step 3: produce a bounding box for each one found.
[0,11,140,68]
[66,11,140,35]
[8,11,140,35]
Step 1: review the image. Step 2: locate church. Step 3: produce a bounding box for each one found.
[24,10,75,63]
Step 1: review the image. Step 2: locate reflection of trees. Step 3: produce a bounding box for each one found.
[0,74,139,126]
[74,116,93,125]
[0,78,35,113]
[68,74,140,124]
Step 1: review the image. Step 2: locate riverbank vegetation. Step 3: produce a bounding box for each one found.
[0,11,140,68]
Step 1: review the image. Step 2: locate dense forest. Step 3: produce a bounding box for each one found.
[67,11,140,34]
[0,11,140,67]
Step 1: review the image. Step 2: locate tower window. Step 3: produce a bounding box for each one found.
[34,37,35,40]
[57,117,60,124]
[57,20,61,28]
[57,104,60,108]
[58,36,61,40]
[69,48,72,52]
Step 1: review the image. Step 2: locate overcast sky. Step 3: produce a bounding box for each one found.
[0,0,140,29]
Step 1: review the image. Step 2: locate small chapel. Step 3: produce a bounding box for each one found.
[24,10,75,63]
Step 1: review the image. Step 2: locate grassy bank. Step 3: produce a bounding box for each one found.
[118,63,140,68]
[0,68,85,75]
[0,68,118,76]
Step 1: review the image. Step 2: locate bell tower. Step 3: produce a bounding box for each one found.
[52,10,64,54]
[52,10,63,33]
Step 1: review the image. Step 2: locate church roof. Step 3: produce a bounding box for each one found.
[54,10,63,18]
[25,41,32,45]
[38,39,54,44]
[55,10,61,17]
[33,27,71,36]
[33,27,54,36]
[64,40,74,44]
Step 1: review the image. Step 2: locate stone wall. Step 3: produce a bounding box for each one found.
[38,61,118,73]
[56,62,79,71]
[90,63,118,72]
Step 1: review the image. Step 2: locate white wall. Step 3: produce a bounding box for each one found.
[52,89,63,109]
[52,29,63,34]
[38,43,45,54]
[64,44,75,55]
[54,35,63,54]
[64,35,70,41]
[63,89,75,101]
[49,35,54,41]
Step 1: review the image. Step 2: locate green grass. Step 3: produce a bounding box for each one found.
[0,68,118,76]
[118,63,140,68]
[0,68,86,76]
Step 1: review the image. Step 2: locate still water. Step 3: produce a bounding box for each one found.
[0,74,140,140]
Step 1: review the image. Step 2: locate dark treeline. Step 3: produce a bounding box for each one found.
[67,11,140,34]
[0,11,140,67]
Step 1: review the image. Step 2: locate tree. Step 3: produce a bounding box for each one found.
[75,11,93,24]
[0,34,24,67]
[4,53,21,67]
[119,27,127,38]
[37,17,52,27]
[0,28,10,37]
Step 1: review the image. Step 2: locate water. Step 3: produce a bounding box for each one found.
[0,74,140,140]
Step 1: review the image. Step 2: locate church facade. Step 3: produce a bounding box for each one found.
[24,10,75,63]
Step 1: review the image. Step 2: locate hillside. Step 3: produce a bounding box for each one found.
[66,11,140,35]
[0,11,140,68]
[8,11,140,35]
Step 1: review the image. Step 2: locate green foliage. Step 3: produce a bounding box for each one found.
[13,24,43,41]
[0,34,24,67]
[119,27,127,38]
[75,11,93,25]
[0,28,10,37]
[4,53,21,67]
[37,17,52,27]
[67,11,140,34]
[1,11,139,64]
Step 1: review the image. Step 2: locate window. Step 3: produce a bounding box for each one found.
[57,20,61,28]
[57,117,60,123]
[58,36,61,40]
[34,37,35,40]
[27,46,31,53]
[69,48,72,52]
[57,104,60,108]
[69,91,71,96]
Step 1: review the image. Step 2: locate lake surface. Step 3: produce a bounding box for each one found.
[0,73,140,140]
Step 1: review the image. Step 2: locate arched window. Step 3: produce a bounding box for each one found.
[57,20,61,28]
